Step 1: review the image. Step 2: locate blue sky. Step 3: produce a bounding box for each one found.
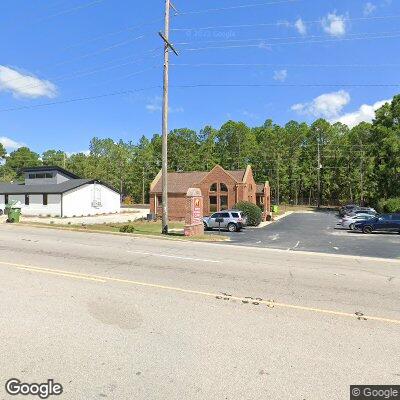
[0,0,399,154]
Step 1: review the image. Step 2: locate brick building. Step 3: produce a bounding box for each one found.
[150,165,271,220]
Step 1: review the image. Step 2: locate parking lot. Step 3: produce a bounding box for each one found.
[213,211,400,259]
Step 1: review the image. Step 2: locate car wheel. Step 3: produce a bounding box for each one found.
[349,223,355,230]
[362,226,372,234]
[228,223,237,232]
[203,222,208,231]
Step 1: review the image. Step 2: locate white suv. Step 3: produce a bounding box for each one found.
[203,210,247,232]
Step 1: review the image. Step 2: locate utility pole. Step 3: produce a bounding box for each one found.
[142,165,145,205]
[360,145,364,206]
[159,0,178,234]
[317,136,321,208]
[276,156,280,206]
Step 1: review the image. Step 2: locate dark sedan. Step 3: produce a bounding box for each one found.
[354,214,400,234]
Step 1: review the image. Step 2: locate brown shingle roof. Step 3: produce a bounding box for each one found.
[151,168,247,194]
[151,171,208,194]
[256,184,265,194]
[226,170,246,182]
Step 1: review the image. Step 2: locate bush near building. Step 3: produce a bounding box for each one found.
[234,201,262,226]
[377,198,400,213]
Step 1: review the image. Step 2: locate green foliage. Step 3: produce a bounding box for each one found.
[377,198,400,213]
[1,95,399,206]
[0,143,6,159]
[42,150,67,166]
[234,201,262,226]
[119,225,136,233]
[6,147,41,178]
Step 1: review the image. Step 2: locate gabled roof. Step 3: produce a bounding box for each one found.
[150,165,249,194]
[151,171,209,194]
[0,179,120,194]
[256,184,265,194]
[228,169,246,182]
[21,166,80,179]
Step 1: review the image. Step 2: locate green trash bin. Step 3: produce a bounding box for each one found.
[7,206,21,223]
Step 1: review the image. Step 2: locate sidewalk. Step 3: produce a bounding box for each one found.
[2,208,150,226]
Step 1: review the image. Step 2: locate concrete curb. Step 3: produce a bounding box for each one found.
[250,211,294,229]
[10,223,231,243]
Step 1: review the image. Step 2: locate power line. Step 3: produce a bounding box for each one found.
[181,32,400,51]
[171,83,400,88]
[3,35,155,88]
[171,14,400,32]
[36,0,106,22]
[1,48,162,94]
[55,34,149,67]
[178,0,300,15]
[63,17,164,50]
[0,83,397,113]
[0,86,161,113]
[176,29,400,46]
[171,62,400,68]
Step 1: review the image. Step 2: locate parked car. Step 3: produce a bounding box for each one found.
[341,213,375,230]
[347,208,377,217]
[339,204,358,217]
[203,210,247,232]
[354,214,400,234]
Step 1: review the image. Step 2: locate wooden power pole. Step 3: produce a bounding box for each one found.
[159,0,178,235]
[317,136,322,208]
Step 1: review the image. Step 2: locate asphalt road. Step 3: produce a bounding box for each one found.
[0,225,399,399]
[214,211,400,259]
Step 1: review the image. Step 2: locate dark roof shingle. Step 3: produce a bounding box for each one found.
[0,179,93,194]
[151,168,247,194]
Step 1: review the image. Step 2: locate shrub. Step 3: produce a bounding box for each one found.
[119,225,136,233]
[378,198,400,213]
[233,201,262,226]
[122,195,134,206]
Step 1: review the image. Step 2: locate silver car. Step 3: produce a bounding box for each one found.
[203,210,247,232]
[341,213,375,230]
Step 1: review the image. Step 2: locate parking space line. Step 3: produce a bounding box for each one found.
[1,259,400,326]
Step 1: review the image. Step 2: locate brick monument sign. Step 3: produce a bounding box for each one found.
[184,188,204,237]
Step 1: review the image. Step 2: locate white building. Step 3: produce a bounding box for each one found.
[0,166,120,217]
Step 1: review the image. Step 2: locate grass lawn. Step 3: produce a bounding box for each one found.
[98,220,186,235]
[273,204,339,216]
[21,220,229,241]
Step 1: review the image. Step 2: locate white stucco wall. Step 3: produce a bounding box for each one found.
[62,183,120,217]
[0,194,62,216]
[0,195,5,214]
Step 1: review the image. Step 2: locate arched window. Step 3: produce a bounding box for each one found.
[220,183,228,192]
[210,183,217,192]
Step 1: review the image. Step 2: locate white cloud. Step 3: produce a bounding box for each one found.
[321,12,347,37]
[333,98,391,127]
[145,96,183,113]
[363,2,377,15]
[0,66,57,98]
[273,69,288,82]
[0,136,25,150]
[294,18,307,35]
[291,90,351,119]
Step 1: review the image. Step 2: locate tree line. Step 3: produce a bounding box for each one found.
[1,95,399,207]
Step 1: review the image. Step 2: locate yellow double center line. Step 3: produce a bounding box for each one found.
[1,260,399,325]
